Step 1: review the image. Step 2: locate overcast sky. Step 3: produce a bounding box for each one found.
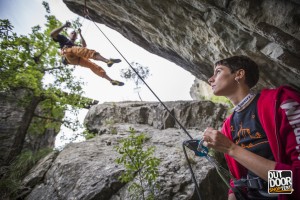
[0,0,197,148]
[0,0,196,102]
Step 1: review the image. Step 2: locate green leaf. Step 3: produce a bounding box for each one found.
[115,127,161,199]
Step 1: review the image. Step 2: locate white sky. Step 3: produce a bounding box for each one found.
[0,0,196,148]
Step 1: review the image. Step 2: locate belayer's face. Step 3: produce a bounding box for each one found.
[208,65,237,96]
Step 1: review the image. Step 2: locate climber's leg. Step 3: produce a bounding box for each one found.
[78,58,124,86]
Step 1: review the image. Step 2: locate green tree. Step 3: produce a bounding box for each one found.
[120,62,151,101]
[115,127,160,200]
[0,2,88,162]
[0,1,92,198]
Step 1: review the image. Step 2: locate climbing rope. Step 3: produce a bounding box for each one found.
[81,1,246,200]
[83,2,193,139]
[183,139,247,200]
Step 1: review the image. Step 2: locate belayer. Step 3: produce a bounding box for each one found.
[202,55,300,200]
[50,21,124,86]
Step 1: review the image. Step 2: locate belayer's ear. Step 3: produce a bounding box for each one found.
[235,69,245,79]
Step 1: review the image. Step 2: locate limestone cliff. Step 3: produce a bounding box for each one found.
[3,0,300,199]
[0,90,59,168]
[22,101,229,200]
[64,0,300,90]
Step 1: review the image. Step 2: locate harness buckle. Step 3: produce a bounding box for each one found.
[247,175,263,190]
[233,175,264,189]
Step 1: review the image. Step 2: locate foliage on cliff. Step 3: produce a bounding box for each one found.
[0,1,88,198]
[115,127,160,200]
[0,2,87,133]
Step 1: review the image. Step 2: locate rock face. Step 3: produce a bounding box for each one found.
[0,91,28,167]
[8,0,300,199]
[64,0,300,90]
[0,90,59,169]
[84,101,227,132]
[190,79,214,100]
[23,101,229,200]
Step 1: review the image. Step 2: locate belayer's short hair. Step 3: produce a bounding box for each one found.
[214,55,259,88]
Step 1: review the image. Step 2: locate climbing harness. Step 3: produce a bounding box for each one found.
[81,1,247,199]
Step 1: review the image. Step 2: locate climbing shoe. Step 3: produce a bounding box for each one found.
[107,58,121,67]
[111,80,124,86]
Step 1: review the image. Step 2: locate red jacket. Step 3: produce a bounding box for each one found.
[222,86,300,200]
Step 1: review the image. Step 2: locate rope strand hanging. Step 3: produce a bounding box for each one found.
[81,2,246,200]
[83,3,193,139]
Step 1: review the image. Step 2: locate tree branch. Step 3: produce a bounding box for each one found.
[33,113,69,124]
[33,47,50,64]
[41,66,64,72]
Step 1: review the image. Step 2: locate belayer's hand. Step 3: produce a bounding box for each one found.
[65,21,71,27]
[78,28,81,34]
[203,127,235,154]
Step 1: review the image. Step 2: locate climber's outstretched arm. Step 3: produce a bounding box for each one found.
[78,28,87,47]
[50,22,70,40]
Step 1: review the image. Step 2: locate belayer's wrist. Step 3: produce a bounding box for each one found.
[227,143,238,157]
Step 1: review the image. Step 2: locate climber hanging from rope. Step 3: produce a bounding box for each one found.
[50,21,124,86]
